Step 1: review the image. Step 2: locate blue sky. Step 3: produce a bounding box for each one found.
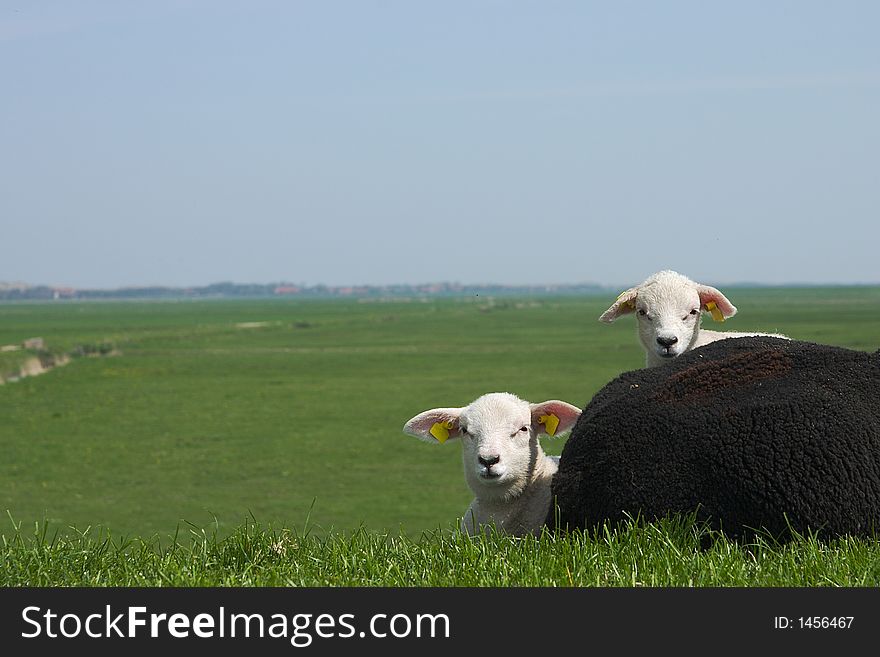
[2,1,878,288]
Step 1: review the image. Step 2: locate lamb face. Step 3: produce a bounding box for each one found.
[456,393,543,502]
[403,392,581,534]
[600,270,738,366]
[633,274,706,361]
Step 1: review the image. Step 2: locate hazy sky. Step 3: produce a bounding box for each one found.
[2,1,878,288]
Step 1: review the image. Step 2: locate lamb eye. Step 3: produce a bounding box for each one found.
[690,309,699,315]
[637,309,647,316]
[520,426,528,432]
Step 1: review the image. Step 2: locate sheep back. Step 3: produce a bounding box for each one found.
[550,337,880,539]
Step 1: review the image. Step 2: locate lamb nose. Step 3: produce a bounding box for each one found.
[657,336,678,347]
[479,455,500,467]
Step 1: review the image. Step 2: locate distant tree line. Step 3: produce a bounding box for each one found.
[0,281,607,301]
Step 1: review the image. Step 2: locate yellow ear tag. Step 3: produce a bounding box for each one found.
[538,414,560,437]
[430,421,454,444]
[616,291,635,310]
[705,301,725,322]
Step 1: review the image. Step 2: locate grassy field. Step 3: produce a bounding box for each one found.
[1,288,879,585]
[4,517,880,587]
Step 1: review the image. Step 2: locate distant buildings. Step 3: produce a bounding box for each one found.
[1,280,607,301]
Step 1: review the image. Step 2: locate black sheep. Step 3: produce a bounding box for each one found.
[549,337,880,540]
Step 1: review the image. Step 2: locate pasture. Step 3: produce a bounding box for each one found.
[1,288,879,585]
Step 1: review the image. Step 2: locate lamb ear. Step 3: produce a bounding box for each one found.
[530,401,581,437]
[696,285,737,321]
[403,407,463,444]
[599,286,639,322]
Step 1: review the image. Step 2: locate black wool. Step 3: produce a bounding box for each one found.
[549,337,880,540]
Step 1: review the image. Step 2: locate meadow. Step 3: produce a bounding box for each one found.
[1,288,879,586]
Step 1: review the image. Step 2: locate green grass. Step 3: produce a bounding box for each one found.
[3,516,879,587]
[0,295,635,537]
[1,289,879,586]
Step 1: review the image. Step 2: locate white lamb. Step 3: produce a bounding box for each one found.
[599,270,788,368]
[403,392,581,536]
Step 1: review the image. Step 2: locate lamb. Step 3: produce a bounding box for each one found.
[548,336,880,540]
[599,270,787,367]
[403,392,581,536]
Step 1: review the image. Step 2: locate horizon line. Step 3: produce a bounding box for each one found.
[3,279,880,292]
